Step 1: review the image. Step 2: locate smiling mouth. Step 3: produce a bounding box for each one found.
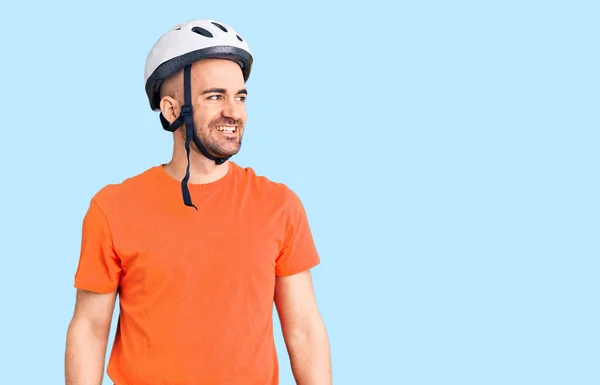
[216,125,237,134]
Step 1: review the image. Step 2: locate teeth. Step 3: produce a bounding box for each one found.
[217,125,236,133]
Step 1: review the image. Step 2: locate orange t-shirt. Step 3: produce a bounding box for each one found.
[73,161,320,385]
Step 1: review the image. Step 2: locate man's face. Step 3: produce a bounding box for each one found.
[187,59,248,158]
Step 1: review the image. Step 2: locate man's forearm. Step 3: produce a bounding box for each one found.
[286,320,332,385]
[65,319,109,385]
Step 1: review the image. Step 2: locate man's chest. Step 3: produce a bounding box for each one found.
[114,205,285,289]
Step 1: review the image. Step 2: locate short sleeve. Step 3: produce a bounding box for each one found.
[73,198,122,293]
[275,189,320,276]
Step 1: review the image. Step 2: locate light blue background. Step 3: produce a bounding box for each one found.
[0,0,598,384]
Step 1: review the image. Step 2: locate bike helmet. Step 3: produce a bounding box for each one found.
[144,19,253,209]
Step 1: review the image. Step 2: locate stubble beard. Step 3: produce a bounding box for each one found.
[181,124,244,159]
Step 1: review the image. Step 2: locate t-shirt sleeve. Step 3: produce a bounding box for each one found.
[275,188,320,276]
[73,198,122,293]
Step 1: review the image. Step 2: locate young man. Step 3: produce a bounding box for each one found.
[65,19,331,385]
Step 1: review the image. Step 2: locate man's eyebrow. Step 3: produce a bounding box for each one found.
[201,88,226,95]
[200,88,248,95]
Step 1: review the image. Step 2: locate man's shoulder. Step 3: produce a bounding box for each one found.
[232,162,304,210]
[90,165,161,208]
[233,162,297,198]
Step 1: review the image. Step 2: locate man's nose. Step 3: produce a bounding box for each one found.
[222,98,243,120]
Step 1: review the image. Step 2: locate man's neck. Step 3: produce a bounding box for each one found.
[163,153,230,184]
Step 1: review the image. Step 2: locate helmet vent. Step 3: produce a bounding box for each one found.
[192,27,213,38]
[236,34,243,41]
[211,22,228,32]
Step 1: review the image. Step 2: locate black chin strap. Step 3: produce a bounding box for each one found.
[161,65,231,209]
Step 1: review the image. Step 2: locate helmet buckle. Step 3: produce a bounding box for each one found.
[181,105,193,117]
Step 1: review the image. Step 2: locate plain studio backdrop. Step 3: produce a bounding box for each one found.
[0,1,598,384]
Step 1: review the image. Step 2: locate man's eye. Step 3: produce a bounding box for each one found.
[236,96,246,102]
[208,95,222,100]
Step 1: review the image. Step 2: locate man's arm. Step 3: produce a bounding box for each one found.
[65,289,117,385]
[274,269,332,385]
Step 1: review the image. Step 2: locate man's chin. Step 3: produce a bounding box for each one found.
[208,145,242,159]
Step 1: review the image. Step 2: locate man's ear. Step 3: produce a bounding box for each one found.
[160,96,180,124]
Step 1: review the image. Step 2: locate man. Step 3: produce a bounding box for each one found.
[65,19,331,385]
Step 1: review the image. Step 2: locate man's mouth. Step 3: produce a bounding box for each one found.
[216,125,237,134]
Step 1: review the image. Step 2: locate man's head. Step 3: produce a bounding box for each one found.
[159,58,248,158]
[144,19,253,166]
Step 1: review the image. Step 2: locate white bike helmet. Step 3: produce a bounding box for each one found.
[143,19,253,209]
[145,19,252,111]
